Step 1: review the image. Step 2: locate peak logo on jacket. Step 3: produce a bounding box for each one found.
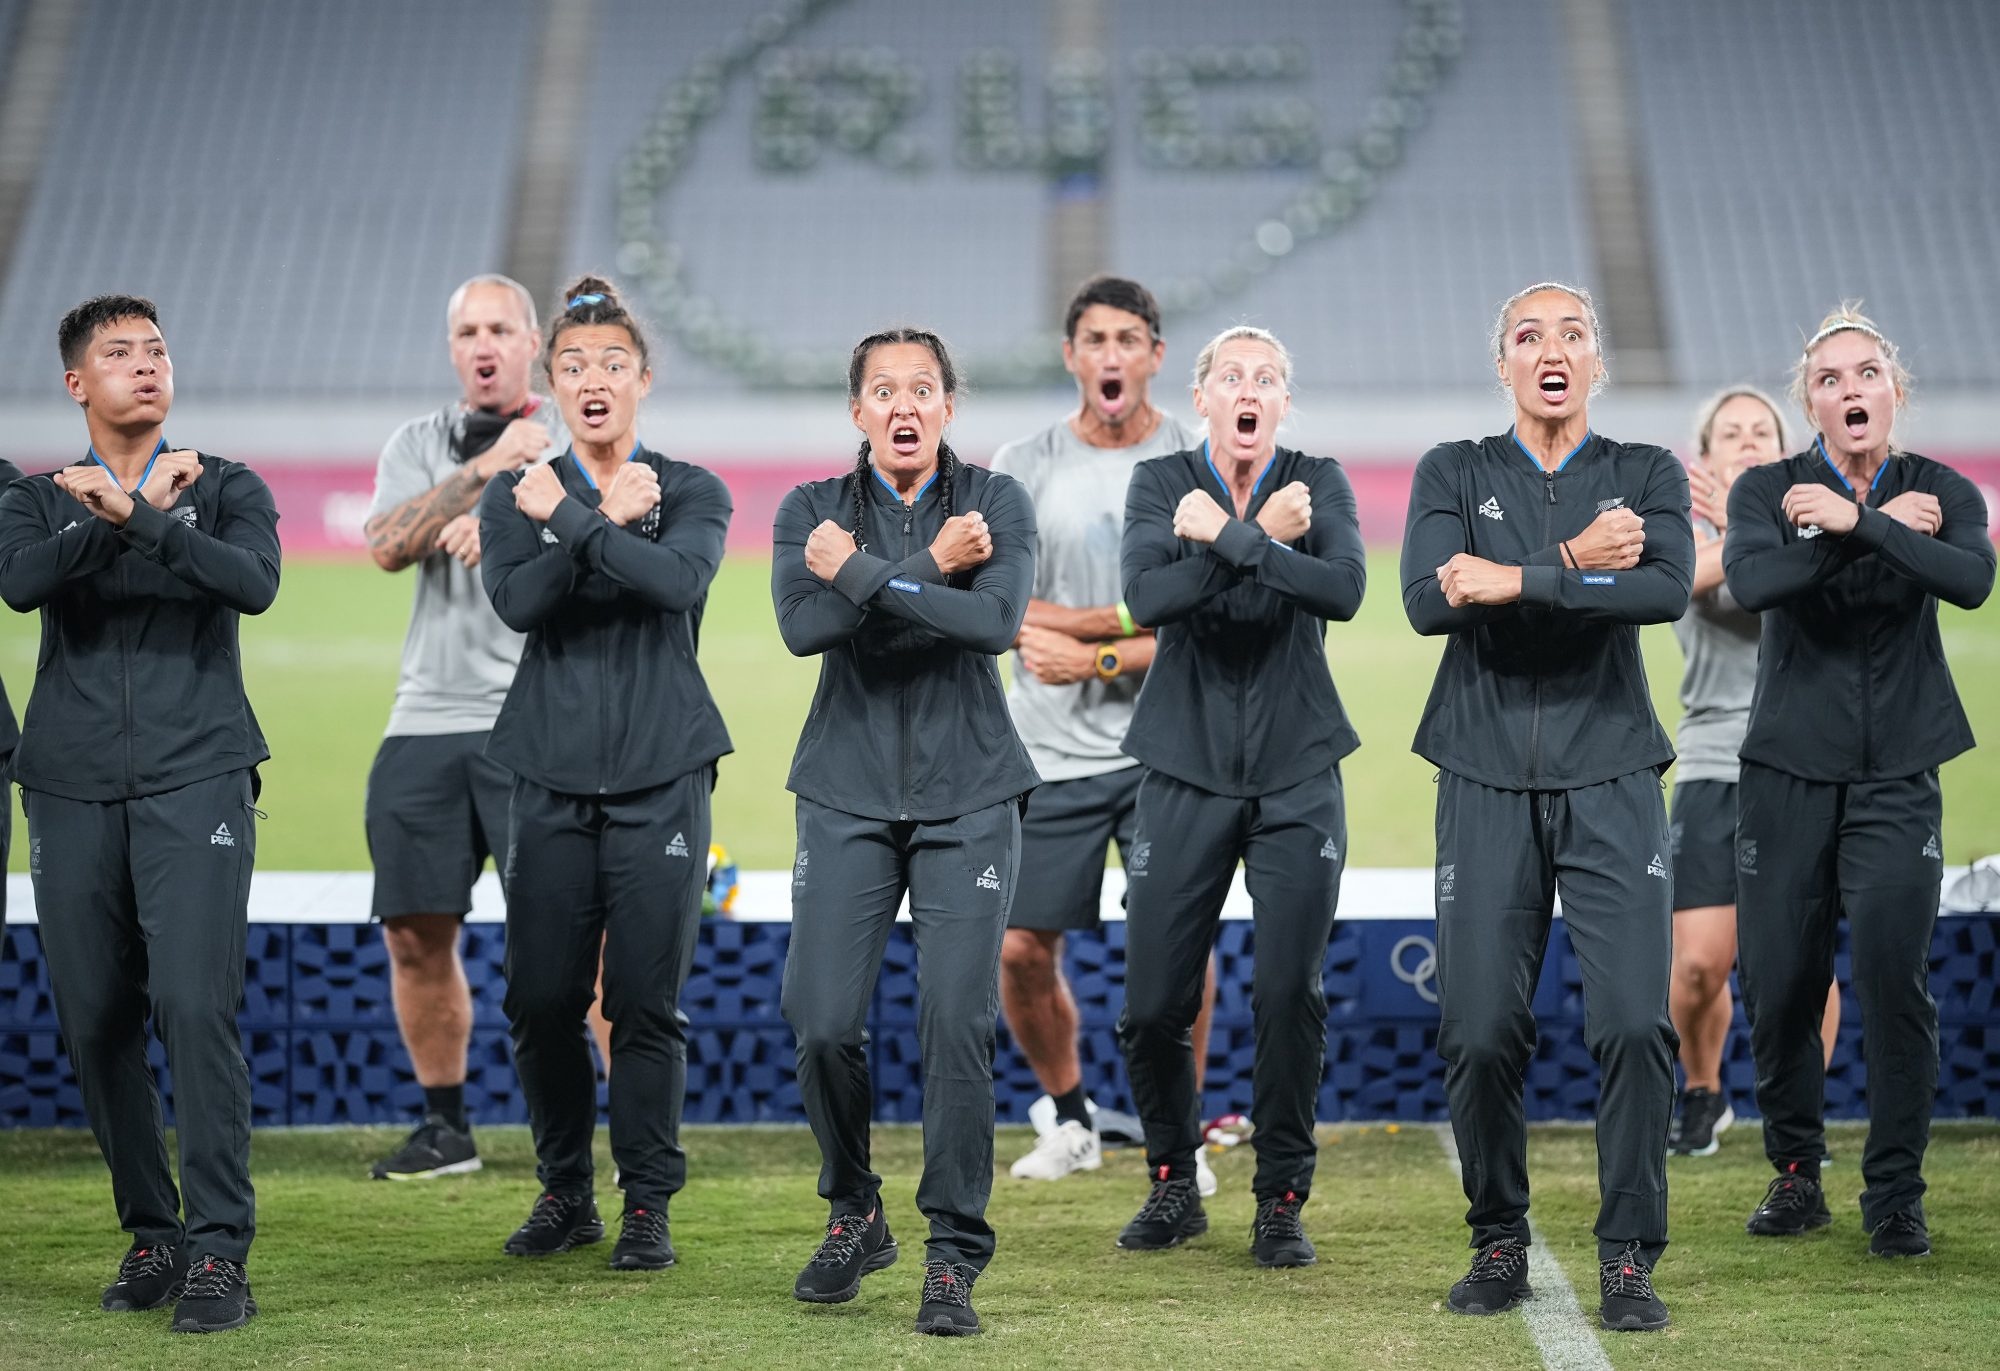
[1478,496,1504,521]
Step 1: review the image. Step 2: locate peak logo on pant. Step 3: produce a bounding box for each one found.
[211,822,236,847]
[976,865,1001,891]
[664,831,691,858]
[1646,852,1667,879]
[1922,833,1943,859]
[1320,837,1340,860]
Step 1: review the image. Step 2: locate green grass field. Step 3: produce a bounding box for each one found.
[2,551,1996,872]
[0,1123,1995,1369]
[3,555,1997,1367]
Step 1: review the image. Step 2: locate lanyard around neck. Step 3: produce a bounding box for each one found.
[88,438,168,492]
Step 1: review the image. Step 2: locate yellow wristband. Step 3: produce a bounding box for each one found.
[1115,600,1137,637]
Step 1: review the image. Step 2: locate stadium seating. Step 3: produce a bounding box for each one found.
[0,0,541,399]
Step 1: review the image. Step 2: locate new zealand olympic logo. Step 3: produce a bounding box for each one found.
[1391,934,1439,1005]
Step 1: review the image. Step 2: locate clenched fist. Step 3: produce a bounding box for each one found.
[1879,490,1941,537]
[1567,507,1645,570]
[600,462,662,527]
[1255,480,1312,543]
[1779,483,1859,536]
[805,520,859,581]
[1436,553,1522,608]
[53,465,137,526]
[513,462,566,522]
[1173,489,1230,544]
[137,449,202,512]
[929,511,992,574]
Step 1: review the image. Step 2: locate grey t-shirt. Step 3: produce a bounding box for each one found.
[1672,520,1761,783]
[368,401,566,736]
[990,411,1204,781]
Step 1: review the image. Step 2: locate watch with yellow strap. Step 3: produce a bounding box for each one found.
[1094,642,1122,682]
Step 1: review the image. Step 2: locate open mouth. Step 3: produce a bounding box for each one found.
[1844,406,1869,438]
[476,365,497,382]
[1235,411,1259,439]
[581,399,610,425]
[1538,372,1570,403]
[1099,377,1125,410]
[890,425,922,456]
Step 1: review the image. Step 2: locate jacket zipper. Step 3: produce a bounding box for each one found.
[1526,471,1557,786]
[118,559,135,794]
[898,499,913,820]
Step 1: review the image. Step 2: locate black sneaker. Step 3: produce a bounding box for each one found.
[609,1205,675,1270]
[1448,1239,1532,1316]
[1868,1208,1931,1259]
[502,1191,604,1257]
[914,1260,980,1336]
[170,1255,256,1334]
[1598,1243,1668,1332]
[794,1207,899,1303]
[1745,1163,1831,1237]
[1668,1087,1734,1157]
[370,1112,481,1181]
[1250,1190,1316,1267]
[1116,1167,1207,1250]
[101,1242,188,1312]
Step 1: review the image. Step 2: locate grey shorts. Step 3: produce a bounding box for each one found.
[1007,768,1142,932]
[1670,778,1738,911]
[364,731,512,922]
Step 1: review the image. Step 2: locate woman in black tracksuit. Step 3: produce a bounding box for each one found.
[1402,282,1692,1333]
[1113,325,1365,1270]
[773,327,1036,1338]
[477,277,732,1272]
[1725,306,1993,1259]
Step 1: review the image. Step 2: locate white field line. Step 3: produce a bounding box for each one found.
[1433,1124,1613,1371]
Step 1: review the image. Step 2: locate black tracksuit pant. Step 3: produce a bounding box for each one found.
[1736,761,1943,1226]
[781,795,1021,1272]
[501,767,711,1213]
[1434,768,1676,1265]
[1118,767,1346,1199]
[27,770,260,1262]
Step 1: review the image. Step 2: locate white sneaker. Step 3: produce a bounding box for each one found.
[1009,1120,1102,1180]
[1195,1151,1218,1197]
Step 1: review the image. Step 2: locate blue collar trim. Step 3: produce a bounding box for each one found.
[1203,440,1274,501]
[1816,435,1887,492]
[873,465,939,504]
[87,438,168,492]
[1509,427,1591,474]
[567,439,643,489]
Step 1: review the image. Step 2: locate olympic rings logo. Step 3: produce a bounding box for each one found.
[1390,934,1439,1005]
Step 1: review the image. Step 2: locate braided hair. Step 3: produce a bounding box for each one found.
[843,327,962,540]
[542,273,649,377]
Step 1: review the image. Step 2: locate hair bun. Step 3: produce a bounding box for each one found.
[562,275,619,310]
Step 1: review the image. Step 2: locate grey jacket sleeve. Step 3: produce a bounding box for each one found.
[1517,450,1692,623]
[479,472,577,632]
[0,479,121,611]
[544,465,732,614]
[859,474,1036,654]
[120,462,282,615]
[1207,458,1366,621]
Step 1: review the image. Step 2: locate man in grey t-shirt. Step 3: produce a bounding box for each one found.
[361,275,564,1180]
[991,277,1217,1188]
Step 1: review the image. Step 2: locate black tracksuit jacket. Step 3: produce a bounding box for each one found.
[773,462,1038,822]
[1723,444,1994,782]
[1401,431,1694,790]
[0,459,21,765]
[0,451,279,800]
[479,448,733,794]
[1119,445,1365,795]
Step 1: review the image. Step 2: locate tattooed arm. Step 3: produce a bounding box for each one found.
[365,417,548,573]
